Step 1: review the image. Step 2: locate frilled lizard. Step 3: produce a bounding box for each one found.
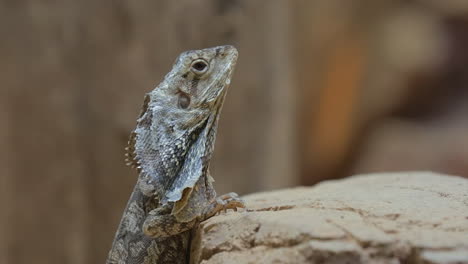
[106,45,245,264]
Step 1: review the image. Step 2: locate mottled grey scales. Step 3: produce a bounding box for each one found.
[106,46,245,264]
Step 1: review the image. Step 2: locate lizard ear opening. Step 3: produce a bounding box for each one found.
[178,93,191,109]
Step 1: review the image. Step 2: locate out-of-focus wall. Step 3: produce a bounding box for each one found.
[0,1,296,263]
[292,0,468,184]
[2,1,468,263]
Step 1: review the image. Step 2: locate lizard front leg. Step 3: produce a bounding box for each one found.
[143,193,244,238]
[142,205,195,238]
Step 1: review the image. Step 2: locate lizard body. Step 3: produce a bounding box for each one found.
[106,45,244,264]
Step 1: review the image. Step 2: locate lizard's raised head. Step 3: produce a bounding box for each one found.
[126,46,238,209]
[169,45,237,108]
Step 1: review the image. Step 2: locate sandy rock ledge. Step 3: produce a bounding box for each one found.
[190,172,468,264]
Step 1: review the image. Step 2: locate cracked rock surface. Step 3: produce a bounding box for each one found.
[190,172,468,264]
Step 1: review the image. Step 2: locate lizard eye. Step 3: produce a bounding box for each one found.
[190,59,209,75]
[178,93,191,109]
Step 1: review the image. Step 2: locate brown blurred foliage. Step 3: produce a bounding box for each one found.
[1,1,467,263]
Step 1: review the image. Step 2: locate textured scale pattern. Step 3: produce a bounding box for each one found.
[125,132,140,170]
[106,46,245,264]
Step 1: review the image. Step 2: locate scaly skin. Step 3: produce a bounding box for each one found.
[106,46,245,264]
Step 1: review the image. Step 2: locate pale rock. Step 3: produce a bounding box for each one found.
[191,172,468,264]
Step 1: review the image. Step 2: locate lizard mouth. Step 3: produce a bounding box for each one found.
[201,46,237,105]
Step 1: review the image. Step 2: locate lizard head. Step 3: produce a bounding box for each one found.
[127,46,238,206]
[156,45,238,125]
[170,45,238,111]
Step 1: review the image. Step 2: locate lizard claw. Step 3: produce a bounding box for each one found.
[205,192,245,218]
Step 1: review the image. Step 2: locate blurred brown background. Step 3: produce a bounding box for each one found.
[1,0,468,263]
